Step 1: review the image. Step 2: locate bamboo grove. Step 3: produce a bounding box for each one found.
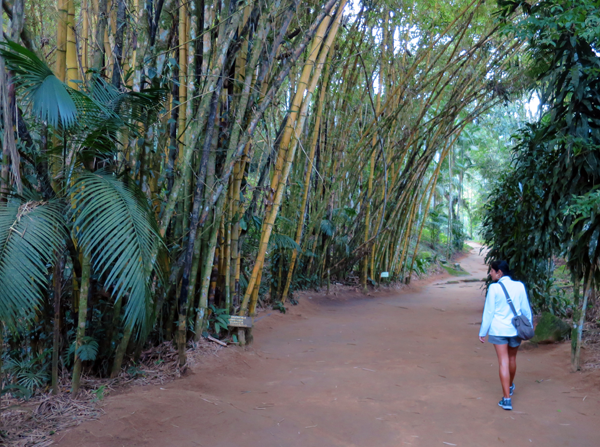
[0,0,523,395]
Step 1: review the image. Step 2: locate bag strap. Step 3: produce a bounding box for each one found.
[498,281,518,317]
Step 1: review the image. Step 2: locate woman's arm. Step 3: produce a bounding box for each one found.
[479,285,496,338]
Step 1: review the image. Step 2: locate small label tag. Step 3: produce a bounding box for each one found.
[380,272,389,278]
[227,315,253,328]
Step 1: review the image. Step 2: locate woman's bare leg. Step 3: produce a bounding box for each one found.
[508,345,519,387]
[493,343,511,398]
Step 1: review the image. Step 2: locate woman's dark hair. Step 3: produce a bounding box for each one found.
[490,260,511,278]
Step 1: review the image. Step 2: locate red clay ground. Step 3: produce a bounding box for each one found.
[57,245,600,447]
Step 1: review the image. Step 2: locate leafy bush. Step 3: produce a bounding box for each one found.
[2,350,51,397]
[209,305,230,337]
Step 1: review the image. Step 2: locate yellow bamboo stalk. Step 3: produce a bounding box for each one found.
[280,54,332,303]
[242,0,347,315]
[362,92,380,291]
[406,125,468,278]
[248,267,263,316]
[268,11,333,195]
[66,0,79,88]
[395,187,423,279]
[81,0,89,75]
[56,0,68,82]
[243,14,334,309]
[228,6,251,308]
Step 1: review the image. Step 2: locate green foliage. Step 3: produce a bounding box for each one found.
[2,350,51,396]
[413,257,430,277]
[68,172,163,330]
[426,206,446,247]
[67,335,100,362]
[268,233,301,251]
[483,0,600,310]
[564,190,600,285]
[0,199,66,326]
[451,220,467,252]
[209,305,230,336]
[92,385,107,402]
[441,264,470,277]
[498,1,600,70]
[75,337,100,362]
[272,301,286,314]
[320,219,335,237]
[418,251,433,261]
[0,41,77,128]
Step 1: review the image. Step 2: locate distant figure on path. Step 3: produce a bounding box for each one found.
[478,260,533,411]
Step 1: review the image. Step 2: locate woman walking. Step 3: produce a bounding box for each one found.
[478,260,533,411]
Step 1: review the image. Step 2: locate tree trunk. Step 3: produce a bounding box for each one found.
[571,274,580,367]
[111,323,132,378]
[112,0,127,88]
[92,0,108,72]
[66,0,79,88]
[71,254,91,395]
[176,73,224,367]
[0,8,20,196]
[573,270,593,371]
[52,253,64,395]
[56,0,68,81]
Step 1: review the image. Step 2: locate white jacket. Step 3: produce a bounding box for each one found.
[479,276,533,337]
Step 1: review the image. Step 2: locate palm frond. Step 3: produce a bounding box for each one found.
[268,233,301,251]
[320,219,335,237]
[66,78,166,160]
[87,77,165,123]
[0,199,66,326]
[0,40,77,128]
[68,172,163,330]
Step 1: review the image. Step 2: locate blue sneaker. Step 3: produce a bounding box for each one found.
[498,397,512,410]
[510,383,515,396]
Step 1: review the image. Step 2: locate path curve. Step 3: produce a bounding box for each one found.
[58,245,600,446]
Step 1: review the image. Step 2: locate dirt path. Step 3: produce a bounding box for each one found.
[57,245,600,447]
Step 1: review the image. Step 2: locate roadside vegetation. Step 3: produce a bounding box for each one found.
[482,0,600,370]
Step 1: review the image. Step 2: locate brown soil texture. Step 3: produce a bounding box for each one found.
[56,245,600,447]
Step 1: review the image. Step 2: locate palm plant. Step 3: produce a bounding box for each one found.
[0,41,165,393]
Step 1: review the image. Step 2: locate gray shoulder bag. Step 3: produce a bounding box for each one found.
[498,282,535,340]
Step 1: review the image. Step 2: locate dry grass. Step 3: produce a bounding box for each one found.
[0,339,222,446]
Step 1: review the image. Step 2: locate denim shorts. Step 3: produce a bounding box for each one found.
[488,335,521,348]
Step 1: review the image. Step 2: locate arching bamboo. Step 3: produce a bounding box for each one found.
[242,0,347,316]
[280,54,332,303]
